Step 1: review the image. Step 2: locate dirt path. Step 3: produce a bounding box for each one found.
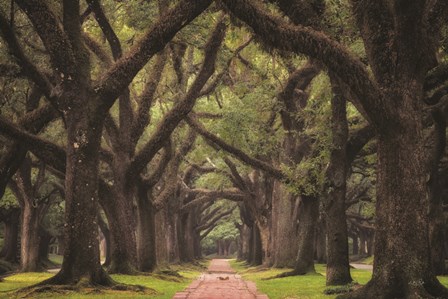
[173,259,268,299]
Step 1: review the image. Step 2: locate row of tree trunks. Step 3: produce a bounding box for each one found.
[216,239,232,256]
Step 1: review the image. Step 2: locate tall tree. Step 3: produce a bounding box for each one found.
[0,0,212,286]
[221,0,448,297]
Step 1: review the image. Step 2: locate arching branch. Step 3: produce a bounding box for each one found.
[131,53,167,145]
[15,0,76,75]
[221,0,383,125]
[94,0,213,113]
[346,124,376,165]
[182,189,245,211]
[140,141,173,189]
[128,18,227,179]
[186,116,286,181]
[86,0,122,60]
[0,10,55,103]
[0,116,66,173]
[197,206,236,233]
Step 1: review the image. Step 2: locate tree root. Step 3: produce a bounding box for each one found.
[262,269,322,280]
[10,270,156,299]
[336,278,448,299]
[12,282,156,298]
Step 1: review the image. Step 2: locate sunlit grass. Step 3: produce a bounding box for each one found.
[229,260,448,299]
[0,262,206,299]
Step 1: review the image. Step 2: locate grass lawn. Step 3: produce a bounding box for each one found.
[230,260,448,299]
[0,262,206,299]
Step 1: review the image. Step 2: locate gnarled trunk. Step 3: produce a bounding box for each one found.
[0,208,20,263]
[294,195,319,274]
[179,210,197,262]
[428,171,446,275]
[315,217,327,263]
[20,201,41,272]
[47,103,112,285]
[39,228,52,264]
[136,186,156,272]
[272,182,299,268]
[257,220,272,266]
[249,224,263,266]
[342,91,448,298]
[324,86,352,286]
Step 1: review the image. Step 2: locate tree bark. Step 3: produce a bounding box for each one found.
[341,91,448,298]
[272,182,299,268]
[250,224,263,266]
[294,195,319,274]
[45,96,112,285]
[324,80,352,286]
[351,236,359,256]
[136,185,156,272]
[179,209,199,262]
[0,208,20,263]
[97,213,111,267]
[428,168,446,275]
[315,217,327,263]
[20,201,41,272]
[38,228,52,264]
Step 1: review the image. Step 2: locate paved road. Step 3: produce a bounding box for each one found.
[173,259,268,299]
[350,263,373,270]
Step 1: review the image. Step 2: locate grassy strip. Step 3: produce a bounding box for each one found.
[0,262,207,299]
[229,260,448,299]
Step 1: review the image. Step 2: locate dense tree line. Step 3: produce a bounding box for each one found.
[0,0,447,298]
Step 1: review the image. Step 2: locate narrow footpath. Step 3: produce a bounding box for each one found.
[173,259,269,299]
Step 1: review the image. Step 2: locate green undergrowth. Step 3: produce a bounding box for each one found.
[0,261,207,299]
[230,260,448,299]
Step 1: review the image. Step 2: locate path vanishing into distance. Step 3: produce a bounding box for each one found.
[173,259,268,299]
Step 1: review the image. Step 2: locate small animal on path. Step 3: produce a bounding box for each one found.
[217,276,229,280]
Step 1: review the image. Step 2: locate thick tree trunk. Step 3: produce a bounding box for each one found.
[258,222,272,266]
[315,218,327,263]
[155,209,168,264]
[38,229,52,264]
[179,211,197,262]
[136,186,156,272]
[342,95,448,298]
[46,107,112,286]
[105,155,137,274]
[20,202,41,272]
[324,86,352,286]
[99,184,136,274]
[366,234,373,257]
[294,195,319,274]
[351,236,359,256]
[218,240,224,256]
[359,232,367,257]
[428,173,446,275]
[272,182,299,268]
[97,214,111,267]
[194,231,202,259]
[166,210,180,263]
[237,223,249,261]
[250,224,263,266]
[0,208,20,263]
